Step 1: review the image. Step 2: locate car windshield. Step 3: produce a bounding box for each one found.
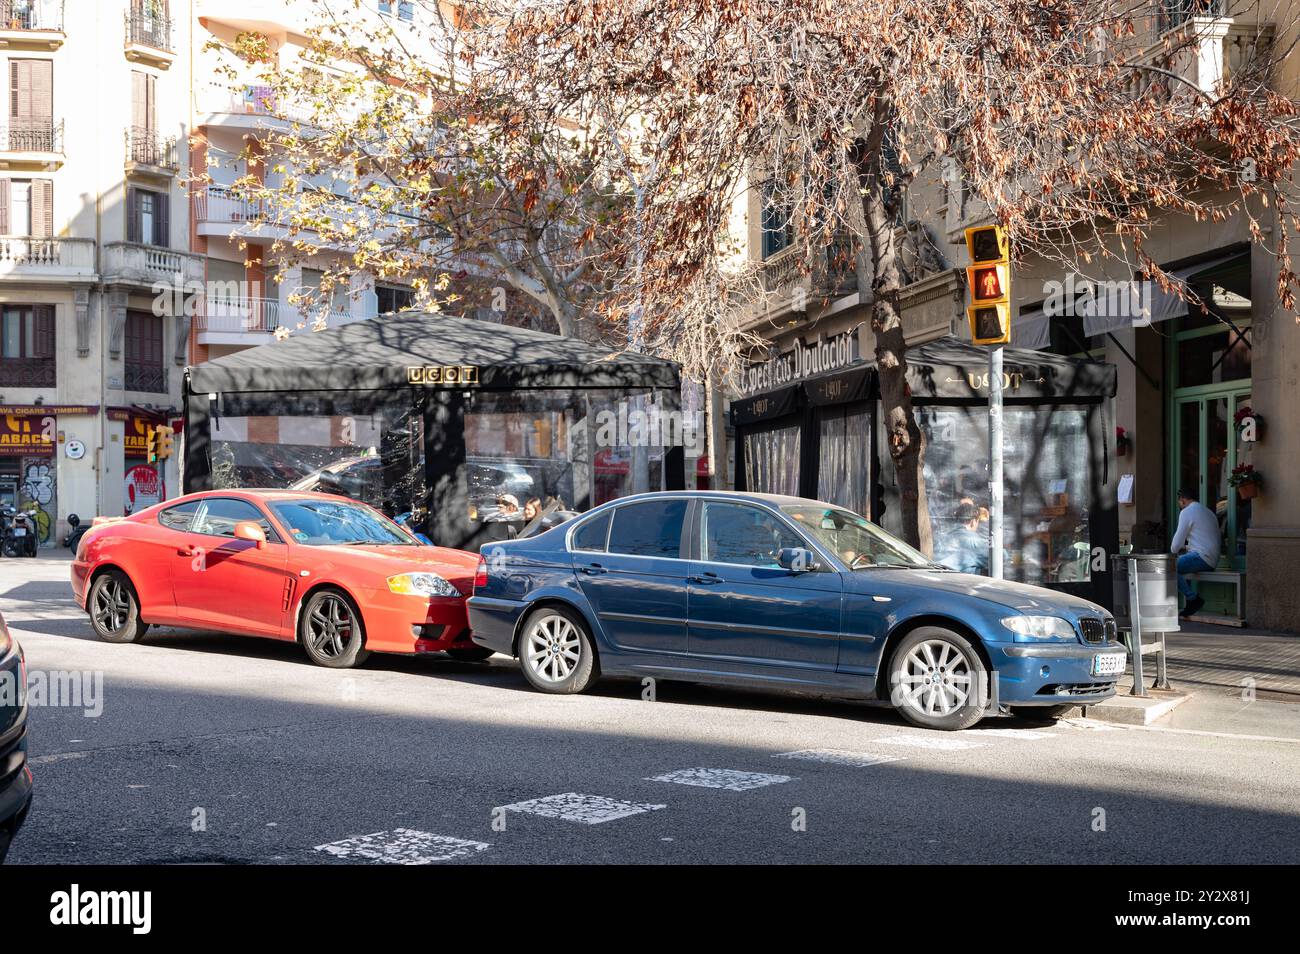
[269,500,415,546]
[781,505,932,569]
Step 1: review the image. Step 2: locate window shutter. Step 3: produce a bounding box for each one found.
[146,73,157,132]
[126,187,140,243]
[9,61,25,123]
[34,305,55,359]
[131,71,146,131]
[31,59,51,124]
[32,179,51,237]
[0,180,10,236]
[155,190,169,245]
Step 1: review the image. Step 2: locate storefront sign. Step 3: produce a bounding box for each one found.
[124,464,163,515]
[0,414,55,457]
[407,365,480,385]
[0,404,97,417]
[743,331,860,395]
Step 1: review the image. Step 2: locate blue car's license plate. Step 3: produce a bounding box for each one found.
[1092,652,1126,676]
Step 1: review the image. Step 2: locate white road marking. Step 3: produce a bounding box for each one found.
[314,829,490,864]
[29,751,90,765]
[774,748,907,767]
[971,729,1056,740]
[500,793,667,824]
[871,734,987,750]
[647,767,796,790]
[1059,719,1123,731]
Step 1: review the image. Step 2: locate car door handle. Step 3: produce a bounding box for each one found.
[177,545,197,556]
[689,572,721,585]
[579,564,606,575]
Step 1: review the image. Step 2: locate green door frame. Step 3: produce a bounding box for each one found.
[1166,321,1252,570]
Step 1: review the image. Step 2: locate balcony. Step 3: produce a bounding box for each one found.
[0,0,64,49]
[0,119,64,169]
[0,356,54,387]
[195,81,318,132]
[124,10,175,68]
[757,238,859,304]
[1126,16,1273,104]
[194,296,281,345]
[0,236,95,282]
[126,126,179,177]
[125,362,168,394]
[102,241,205,289]
[195,0,314,37]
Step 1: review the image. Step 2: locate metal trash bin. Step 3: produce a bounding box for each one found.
[1111,553,1178,696]
[1112,553,1180,633]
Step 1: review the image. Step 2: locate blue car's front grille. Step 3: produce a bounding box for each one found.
[1079,618,1108,644]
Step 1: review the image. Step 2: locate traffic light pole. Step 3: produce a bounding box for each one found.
[988,345,1004,580]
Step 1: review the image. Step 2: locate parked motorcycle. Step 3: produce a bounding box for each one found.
[0,507,38,558]
[64,513,90,553]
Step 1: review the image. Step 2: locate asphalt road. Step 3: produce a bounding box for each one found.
[4,553,1300,864]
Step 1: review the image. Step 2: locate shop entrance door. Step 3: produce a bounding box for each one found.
[1173,387,1252,570]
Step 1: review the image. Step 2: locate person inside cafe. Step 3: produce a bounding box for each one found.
[1171,485,1221,619]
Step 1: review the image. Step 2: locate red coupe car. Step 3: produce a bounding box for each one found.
[70,489,487,668]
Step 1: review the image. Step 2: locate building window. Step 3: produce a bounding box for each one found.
[760,179,793,260]
[376,283,413,314]
[0,176,51,236]
[0,303,55,387]
[1157,0,1225,34]
[127,186,169,245]
[378,1,414,20]
[7,57,54,152]
[125,310,165,392]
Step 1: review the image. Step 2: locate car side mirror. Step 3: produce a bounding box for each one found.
[233,521,267,549]
[777,547,818,573]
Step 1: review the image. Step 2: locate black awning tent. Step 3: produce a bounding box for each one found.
[185,312,680,394]
[902,337,1117,403]
[183,313,683,551]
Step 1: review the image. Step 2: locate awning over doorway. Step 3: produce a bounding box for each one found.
[1084,250,1249,337]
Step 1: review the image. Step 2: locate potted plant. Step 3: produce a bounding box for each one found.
[1228,463,1262,499]
[1233,405,1261,441]
[1116,425,1131,457]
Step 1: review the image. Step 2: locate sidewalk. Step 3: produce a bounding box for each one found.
[1155,621,1300,700]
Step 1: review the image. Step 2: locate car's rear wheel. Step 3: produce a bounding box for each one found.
[518,606,597,694]
[300,590,371,669]
[888,626,988,731]
[445,646,495,662]
[88,570,149,644]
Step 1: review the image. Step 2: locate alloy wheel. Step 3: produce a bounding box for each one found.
[93,578,131,634]
[898,638,973,717]
[524,613,582,684]
[307,595,354,659]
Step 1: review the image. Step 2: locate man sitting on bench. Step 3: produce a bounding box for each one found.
[1171,486,1221,619]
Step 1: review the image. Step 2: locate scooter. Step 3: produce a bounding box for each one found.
[64,513,90,553]
[1,506,38,558]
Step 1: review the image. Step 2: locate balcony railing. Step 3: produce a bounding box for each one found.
[126,126,178,170]
[1157,0,1226,35]
[0,236,94,273]
[1126,16,1273,102]
[197,82,318,125]
[0,356,55,388]
[0,0,63,32]
[758,238,859,299]
[192,185,268,226]
[196,297,281,334]
[102,241,205,286]
[0,119,63,154]
[125,362,167,393]
[125,10,172,51]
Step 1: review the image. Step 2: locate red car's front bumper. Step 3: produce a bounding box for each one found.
[355,588,473,655]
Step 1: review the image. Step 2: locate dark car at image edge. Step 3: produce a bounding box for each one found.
[0,610,31,863]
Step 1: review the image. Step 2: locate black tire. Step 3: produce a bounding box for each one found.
[444,646,495,663]
[1009,704,1076,723]
[299,589,371,669]
[88,569,150,644]
[887,626,989,731]
[517,605,598,694]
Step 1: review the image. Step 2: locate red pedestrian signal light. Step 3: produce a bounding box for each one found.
[968,264,1008,304]
[964,225,1012,345]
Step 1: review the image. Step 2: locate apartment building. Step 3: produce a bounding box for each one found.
[730,3,1299,631]
[187,0,418,363]
[0,0,198,544]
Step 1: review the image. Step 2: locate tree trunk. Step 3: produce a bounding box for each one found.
[862,183,933,556]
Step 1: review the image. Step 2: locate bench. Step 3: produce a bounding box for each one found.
[1186,570,1246,627]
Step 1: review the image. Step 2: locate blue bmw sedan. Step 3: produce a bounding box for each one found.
[467,491,1124,730]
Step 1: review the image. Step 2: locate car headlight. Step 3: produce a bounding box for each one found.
[1001,615,1077,642]
[387,572,461,598]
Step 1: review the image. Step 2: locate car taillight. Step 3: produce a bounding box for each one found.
[473,556,488,590]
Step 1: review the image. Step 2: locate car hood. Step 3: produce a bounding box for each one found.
[843,568,1107,615]
[312,544,479,594]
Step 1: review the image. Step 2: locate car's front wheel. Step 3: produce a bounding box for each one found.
[888,626,989,731]
[299,590,371,669]
[518,606,597,694]
[88,570,150,644]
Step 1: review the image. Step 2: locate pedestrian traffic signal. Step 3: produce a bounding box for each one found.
[155,425,175,461]
[146,425,158,463]
[965,225,1011,345]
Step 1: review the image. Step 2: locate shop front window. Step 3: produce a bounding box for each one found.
[463,389,665,524]
[816,404,871,516]
[917,405,1094,585]
[743,421,801,497]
